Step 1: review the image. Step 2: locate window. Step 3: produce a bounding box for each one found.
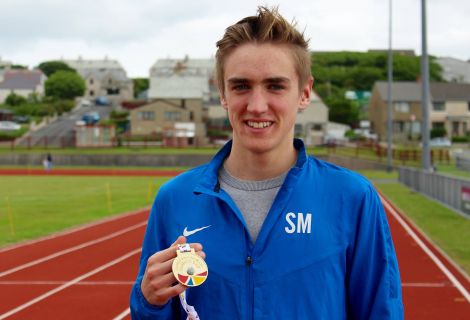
[138,111,155,121]
[432,122,445,129]
[452,121,459,136]
[89,78,94,85]
[394,102,410,113]
[165,111,181,121]
[89,90,94,96]
[432,102,445,111]
[313,124,323,131]
[189,111,194,121]
[468,102,470,112]
[393,121,405,133]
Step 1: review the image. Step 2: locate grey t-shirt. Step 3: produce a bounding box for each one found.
[219,166,288,243]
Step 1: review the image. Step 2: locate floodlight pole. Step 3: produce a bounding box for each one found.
[421,0,431,171]
[386,0,393,172]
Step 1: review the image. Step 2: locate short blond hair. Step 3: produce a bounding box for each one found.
[215,6,311,97]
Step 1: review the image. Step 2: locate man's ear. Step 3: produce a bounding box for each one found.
[299,76,314,110]
[220,94,228,110]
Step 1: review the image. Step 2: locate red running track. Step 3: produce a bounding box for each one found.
[0,189,469,318]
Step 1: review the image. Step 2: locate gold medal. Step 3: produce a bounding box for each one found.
[172,244,208,287]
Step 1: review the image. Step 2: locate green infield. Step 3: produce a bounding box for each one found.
[0,175,171,246]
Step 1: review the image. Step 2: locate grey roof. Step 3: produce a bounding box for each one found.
[375,81,470,102]
[63,58,123,70]
[148,74,209,99]
[150,57,215,77]
[61,58,131,83]
[0,70,45,90]
[437,57,470,83]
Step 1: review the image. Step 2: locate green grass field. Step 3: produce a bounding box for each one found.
[0,175,170,246]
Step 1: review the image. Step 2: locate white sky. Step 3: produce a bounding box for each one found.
[1,0,469,78]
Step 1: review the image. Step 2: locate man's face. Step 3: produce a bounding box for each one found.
[221,43,312,155]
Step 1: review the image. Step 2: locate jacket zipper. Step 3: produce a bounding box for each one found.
[246,255,254,320]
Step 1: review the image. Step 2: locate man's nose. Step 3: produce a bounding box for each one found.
[246,88,268,113]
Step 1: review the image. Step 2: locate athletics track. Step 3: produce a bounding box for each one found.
[0,169,469,319]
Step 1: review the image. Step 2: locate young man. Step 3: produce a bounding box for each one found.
[131,7,404,319]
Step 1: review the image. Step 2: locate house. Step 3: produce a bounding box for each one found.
[368,81,470,141]
[0,69,47,103]
[62,57,133,104]
[148,56,215,101]
[141,57,217,145]
[437,57,470,83]
[129,99,207,146]
[295,92,329,146]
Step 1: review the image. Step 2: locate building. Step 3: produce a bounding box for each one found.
[129,98,207,146]
[369,81,470,141]
[140,57,217,145]
[62,57,133,104]
[0,69,47,103]
[295,92,329,146]
[148,56,216,101]
[437,57,470,83]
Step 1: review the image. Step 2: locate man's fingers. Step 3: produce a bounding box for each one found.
[148,242,204,264]
[172,235,187,246]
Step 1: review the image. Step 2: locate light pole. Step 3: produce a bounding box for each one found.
[386,0,393,172]
[421,0,431,171]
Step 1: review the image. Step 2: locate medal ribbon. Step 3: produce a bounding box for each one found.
[176,244,201,320]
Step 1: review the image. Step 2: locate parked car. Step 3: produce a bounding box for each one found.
[81,112,101,125]
[0,121,21,131]
[95,96,110,106]
[80,99,92,107]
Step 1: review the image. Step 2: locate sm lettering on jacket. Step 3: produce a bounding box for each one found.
[285,212,312,234]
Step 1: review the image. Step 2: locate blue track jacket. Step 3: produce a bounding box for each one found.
[130,139,404,319]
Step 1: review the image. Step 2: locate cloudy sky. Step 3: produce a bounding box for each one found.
[1,0,469,77]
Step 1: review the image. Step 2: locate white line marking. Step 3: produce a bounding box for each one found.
[401,282,448,287]
[0,248,141,320]
[113,308,131,320]
[0,221,147,278]
[0,281,134,286]
[0,207,149,253]
[380,195,470,303]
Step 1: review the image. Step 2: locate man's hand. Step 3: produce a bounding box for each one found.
[140,236,206,306]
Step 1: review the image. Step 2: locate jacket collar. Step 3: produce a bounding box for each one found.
[194,139,307,195]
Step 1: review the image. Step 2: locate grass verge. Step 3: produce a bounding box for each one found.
[0,175,170,247]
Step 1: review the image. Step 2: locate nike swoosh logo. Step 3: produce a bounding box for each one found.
[183,225,211,237]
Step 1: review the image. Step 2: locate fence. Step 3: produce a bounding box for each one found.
[398,167,470,218]
[456,155,470,171]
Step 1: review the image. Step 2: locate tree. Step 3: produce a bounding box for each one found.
[5,92,27,106]
[45,71,85,100]
[133,78,149,98]
[37,61,76,77]
[325,96,360,127]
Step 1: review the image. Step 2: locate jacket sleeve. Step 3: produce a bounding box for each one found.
[129,190,180,319]
[346,184,404,319]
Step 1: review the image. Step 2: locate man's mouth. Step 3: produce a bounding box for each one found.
[246,121,273,129]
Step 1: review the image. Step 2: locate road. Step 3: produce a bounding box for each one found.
[18,103,113,147]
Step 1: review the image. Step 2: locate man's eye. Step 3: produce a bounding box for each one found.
[268,84,284,91]
[233,84,250,91]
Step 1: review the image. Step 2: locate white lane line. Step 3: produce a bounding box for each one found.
[113,308,131,320]
[0,221,147,278]
[0,248,141,320]
[380,195,470,303]
[0,207,149,253]
[0,281,134,286]
[402,282,448,287]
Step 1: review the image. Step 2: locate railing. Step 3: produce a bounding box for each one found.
[398,166,470,218]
